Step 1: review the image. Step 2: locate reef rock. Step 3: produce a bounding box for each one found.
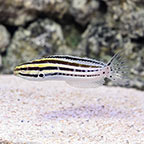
[0,0,69,25]
[0,25,10,53]
[104,0,144,38]
[78,22,144,90]
[3,19,66,73]
[77,23,126,58]
[69,0,106,25]
[0,55,2,68]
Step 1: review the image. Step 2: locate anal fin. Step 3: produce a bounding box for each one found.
[65,79,105,88]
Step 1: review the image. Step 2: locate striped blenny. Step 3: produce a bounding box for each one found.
[14,52,129,88]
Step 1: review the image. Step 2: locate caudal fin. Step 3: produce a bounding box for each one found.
[107,51,129,86]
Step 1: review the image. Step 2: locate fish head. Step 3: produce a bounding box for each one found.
[13,62,45,81]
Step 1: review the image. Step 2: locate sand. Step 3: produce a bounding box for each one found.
[0,75,144,144]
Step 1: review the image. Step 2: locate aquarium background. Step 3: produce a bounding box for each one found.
[0,0,143,90]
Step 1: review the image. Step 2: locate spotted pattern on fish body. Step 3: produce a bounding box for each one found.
[14,53,129,88]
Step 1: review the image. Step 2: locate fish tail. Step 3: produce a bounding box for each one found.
[107,51,129,86]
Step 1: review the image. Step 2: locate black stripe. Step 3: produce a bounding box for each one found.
[30,60,101,68]
[75,69,85,72]
[45,73,58,76]
[16,66,58,71]
[19,73,38,77]
[16,66,100,72]
[19,72,101,78]
[48,55,100,64]
[16,56,105,69]
[59,67,74,71]
[17,60,100,68]
[56,73,100,77]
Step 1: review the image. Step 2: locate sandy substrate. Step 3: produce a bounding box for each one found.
[0,75,144,144]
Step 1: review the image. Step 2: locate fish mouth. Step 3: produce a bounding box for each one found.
[13,67,19,75]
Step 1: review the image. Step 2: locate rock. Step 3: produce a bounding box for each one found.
[0,75,144,143]
[74,0,144,91]
[0,0,144,91]
[77,22,144,90]
[0,55,2,68]
[3,19,67,73]
[62,24,82,55]
[129,48,144,90]
[0,25,10,53]
[69,0,105,25]
[0,0,36,26]
[24,0,69,17]
[119,11,144,38]
[104,0,144,38]
[77,23,127,58]
[0,0,69,25]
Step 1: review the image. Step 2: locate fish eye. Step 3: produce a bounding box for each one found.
[38,72,45,78]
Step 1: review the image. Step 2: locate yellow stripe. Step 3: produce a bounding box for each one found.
[30,57,100,66]
[34,58,62,62]
[17,63,62,69]
[22,70,93,75]
[16,63,93,69]
[23,70,58,75]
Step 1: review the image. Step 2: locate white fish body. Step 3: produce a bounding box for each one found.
[14,52,129,88]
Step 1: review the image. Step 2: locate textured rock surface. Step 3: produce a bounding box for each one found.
[69,0,100,25]
[77,23,144,90]
[0,25,10,53]
[0,55,2,68]
[3,19,67,73]
[0,0,69,25]
[77,23,125,57]
[0,75,144,143]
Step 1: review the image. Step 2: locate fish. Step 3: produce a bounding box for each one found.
[14,52,129,88]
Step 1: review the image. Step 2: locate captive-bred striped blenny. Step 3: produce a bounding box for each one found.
[14,52,129,88]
